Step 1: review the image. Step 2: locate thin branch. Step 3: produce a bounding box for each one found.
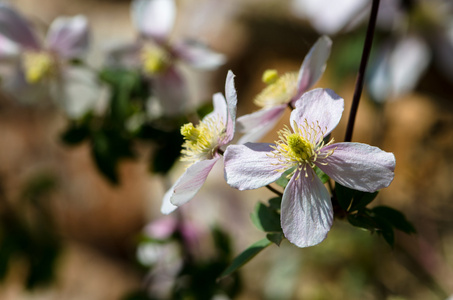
[344,0,380,142]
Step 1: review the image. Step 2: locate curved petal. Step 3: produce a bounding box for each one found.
[161,185,179,214]
[174,40,226,69]
[291,88,344,136]
[105,41,141,69]
[131,0,175,43]
[152,66,188,116]
[0,34,19,59]
[224,143,283,190]
[281,168,333,248]
[236,105,286,144]
[224,70,237,143]
[204,92,227,123]
[0,4,40,49]
[295,35,332,99]
[317,142,395,192]
[169,157,220,207]
[46,15,89,59]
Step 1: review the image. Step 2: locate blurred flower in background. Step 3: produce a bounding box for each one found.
[107,0,226,117]
[0,4,100,118]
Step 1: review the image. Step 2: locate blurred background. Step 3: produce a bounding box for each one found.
[1,0,453,299]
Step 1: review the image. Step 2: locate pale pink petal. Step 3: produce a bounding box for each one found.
[293,35,332,103]
[169,157,221,206]
[0,34,19,59]
[152,66,188,116]
[145,216,177,239]
[224,143,283,190]
[291,88,344,136]
[0,4,40,50]
[281,169,333,248]
[173,40,226,69]
[131,0,175,43]
[224,70,237,143]
[161,185,179,214]
[105,41,141,69]
[317,142,395,192]
[204,92,227,123]
[46,15,89,59]
[236,105,286,144]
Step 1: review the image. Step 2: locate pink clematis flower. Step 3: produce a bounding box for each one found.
[0,4,95,117]
[109,0,226,116]
[236,35,331,143]
[224,88,396,248]
[161,70,237,214]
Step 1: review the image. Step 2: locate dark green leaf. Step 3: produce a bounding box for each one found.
[250,202,281,232]
[372,206,416,234]
[60,123,89,145]
[335,183,378,212]
[266,233,284,246]
[372,213,395,247]
[347,212,378,232]
[219,238,272,279]
[267,197,282,211]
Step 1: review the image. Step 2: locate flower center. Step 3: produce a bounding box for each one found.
[141,45,171,75]
[270,120,335,178]
[22,51,55,84]
[180,116,225,166]
[254,69,298,108]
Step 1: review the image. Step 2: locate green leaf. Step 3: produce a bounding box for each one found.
[314,166,329,184]
[275,167,295,188]
[372,206,416,234]
[266,233,284,246]
[372,213,395,247]
[250,202,281,233]
[347,212,378,232]
[219,238,272,279]
[60,123,89,145]
[335,183,378,212]
[268,197,282,211]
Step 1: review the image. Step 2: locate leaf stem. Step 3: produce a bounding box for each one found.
[344,0,380,142]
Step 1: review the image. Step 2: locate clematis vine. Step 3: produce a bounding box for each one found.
[236,35,331,143]
[109,0,226,116]
[161,70,237,214]
[0,4,96,118]
[224,88,396,248]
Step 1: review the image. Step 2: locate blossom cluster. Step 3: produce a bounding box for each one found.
[163,36,396,248]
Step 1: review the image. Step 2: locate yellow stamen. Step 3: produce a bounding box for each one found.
[268,119,336,178]
[180,116,225,166]
[254,72,298,108]
[141,45,170,75]
[262,69,278,84]
[23,51,55,84]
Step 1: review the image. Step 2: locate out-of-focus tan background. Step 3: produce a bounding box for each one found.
[1,0,453,299]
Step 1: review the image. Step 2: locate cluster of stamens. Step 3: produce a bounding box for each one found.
[254,69,298,108]
[180,115,225,166]
[22,51,55,84]
[269,119,335,179]
[141,45,171,75]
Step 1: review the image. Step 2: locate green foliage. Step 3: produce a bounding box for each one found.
[336,183,378,212]
[0,173,61,289]
[250,202,281,233]
[219,238,272,279]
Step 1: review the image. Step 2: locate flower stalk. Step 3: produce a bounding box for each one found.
[344,0,381,142]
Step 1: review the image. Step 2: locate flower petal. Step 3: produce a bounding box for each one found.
[204,92,227,123]
[236,105,286,144]
[152,66,188,116]
[161,185,179,214]
[0,4,40,49]
[46,15,89,59]
[169,157,220,207]
[281,168,333,248]
[294,35,332,101]
[0,34,19,59]
[224,143,283,190]
[224,70,237,143]
[291,88,344,137]
[317,142,395,192]
[174,40,226,69]
[131,0,175,43]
